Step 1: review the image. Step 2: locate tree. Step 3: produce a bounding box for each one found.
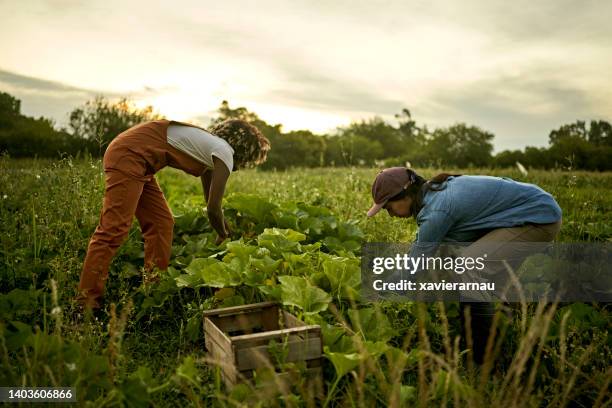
[548,120,612,170]
[587,120,612,146]
[523,146,553,169]
[337,117,402,159]
[324,134,384,166]
[549,120,588,145]
[262,130,326,169]
[548,135,593,169]
[67,96,162,155]
[0,92,21,127]
[210,100,284,165]
[395,108,426,154]
[494,149,525,168]
[549,119,612,147]
[210,100,262,126]
[0,92,88,158]
[427,123,494,167]
[210,100,282,142]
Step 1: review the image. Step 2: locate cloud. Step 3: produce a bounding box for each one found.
[0,69,94,95]
[0,0,610,148]
[439,0,612,43]
[0,69,166,126]
[304,0,612,44]
[264,61,405,115]
[0,69,98,124]
[422,72,609,150]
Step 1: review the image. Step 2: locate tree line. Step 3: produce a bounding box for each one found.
[0,91,610,170]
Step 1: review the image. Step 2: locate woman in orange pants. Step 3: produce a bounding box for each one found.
[77,119,270,310]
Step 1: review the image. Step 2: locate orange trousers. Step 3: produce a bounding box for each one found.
[77,169,174,308]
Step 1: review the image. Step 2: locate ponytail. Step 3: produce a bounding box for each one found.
[386,169,461,217]
[413,171,462,216]
[428,173,462,191]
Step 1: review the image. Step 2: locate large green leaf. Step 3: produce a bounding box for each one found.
[182,257,242,287]
[274,214,300,231]
[385,347,421,367]
[177,258,218,288]
[324,348,362,378]
[299,216,326,236]
[175,273,205,288]
[224,249,251,275]
[259,228,306,242]
[282,251,315,266]
[225,193,278,223]
[297,202,332,218]
[322,236,361,255]
[172,356,201,387]
[322,255,361,300]
[348,308,394,342]
[226,256,268,287]
[250,256,282,274]
[257,283,282,301]
[225,240,258,260]
[137,269,181,319]
[363,340,389,357]
[278,276,331,315]
[184,258,217,274]
[258,228,306,255]
[202,261,243,287]
[324,340,389,378]
[173,210,209,234]
[321,323,355,353]
[176,233,218,258]
[338,221,363,241]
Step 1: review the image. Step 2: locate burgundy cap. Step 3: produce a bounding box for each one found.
[367,167,412,217]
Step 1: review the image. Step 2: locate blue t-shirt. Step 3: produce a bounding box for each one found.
[410,175,562,257]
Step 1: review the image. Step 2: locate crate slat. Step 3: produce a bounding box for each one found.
[202,301,278,317]
[231,325,321,346]
[235,337,322,371]
[207,338,237,383]
[204,317,232,356]
[203,303,323,389]
[282,310,306,328]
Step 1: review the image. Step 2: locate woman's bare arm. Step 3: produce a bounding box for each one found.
[201,157,230,243]
[200,169,212,203]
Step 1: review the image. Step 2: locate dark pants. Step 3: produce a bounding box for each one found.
[460,302,497,364]
[459,219,562,364]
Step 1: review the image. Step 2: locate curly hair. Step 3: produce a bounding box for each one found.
[209,119,270,168]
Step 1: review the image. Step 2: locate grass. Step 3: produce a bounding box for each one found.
[0,156,610,407]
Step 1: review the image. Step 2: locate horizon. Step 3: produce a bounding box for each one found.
[0,0,610,152]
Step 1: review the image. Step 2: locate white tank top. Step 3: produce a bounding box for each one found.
[166,124,234,172]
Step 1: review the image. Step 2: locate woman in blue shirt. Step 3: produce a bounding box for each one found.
[367,167,562,363]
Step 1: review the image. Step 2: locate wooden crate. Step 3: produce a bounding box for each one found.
[203,301,323,388]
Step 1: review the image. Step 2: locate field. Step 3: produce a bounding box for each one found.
[0,156,610,407]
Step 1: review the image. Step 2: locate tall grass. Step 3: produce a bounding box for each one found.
[1,158,610,406]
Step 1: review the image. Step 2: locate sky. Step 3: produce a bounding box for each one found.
[0,0,610,151]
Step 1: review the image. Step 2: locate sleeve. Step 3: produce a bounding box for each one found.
[408,210,455,273]
[211,145,234,173]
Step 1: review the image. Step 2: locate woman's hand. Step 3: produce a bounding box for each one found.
[224,219,232,237]
[215,234,227,246]
[214,219,231,246]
